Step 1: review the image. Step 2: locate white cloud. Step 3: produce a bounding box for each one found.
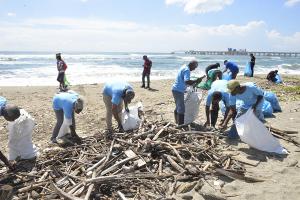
[284,0,300,7]
[7,12,16,17]
[80,0,88,2]
[165,0,234,14]
[0,17,299,52]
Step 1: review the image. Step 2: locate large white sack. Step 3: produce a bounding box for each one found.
[7,109,38,160]
[184,88,202,124]
[235,109,287,154]
[121,102,143,131]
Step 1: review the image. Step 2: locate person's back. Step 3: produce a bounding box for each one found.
[103,81,132,105]
[53,92,78,119]
[205,63,220,75]
[172,65,190,93]
[225,61,239,73]
[230,82,263,109]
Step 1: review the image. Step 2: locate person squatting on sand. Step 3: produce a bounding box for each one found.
[141,55,152,89]
[267,70,279,83]
[56,53,68,92]
[102,81,135,136]
[219,80,264,132]
[0,96,21,171]
[204,80,234,128]
[172,61,204,125]
[51,91,84,144]
[223,60,239,79]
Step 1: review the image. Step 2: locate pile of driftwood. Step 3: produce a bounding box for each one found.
[1,121,268,200]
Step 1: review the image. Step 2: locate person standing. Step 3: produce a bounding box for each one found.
[141,55,152,89]
[56,53,68,91]
[172,61,204,125]
[102,81,135,135]
[51,92,83,144]
[250,53,256,77]
[223,60,239,79]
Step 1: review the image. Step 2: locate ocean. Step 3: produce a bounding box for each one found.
[0,51,299,86]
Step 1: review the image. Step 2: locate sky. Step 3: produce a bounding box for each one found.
[0,0,300,52]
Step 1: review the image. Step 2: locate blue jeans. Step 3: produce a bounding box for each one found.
[172,90,185,114]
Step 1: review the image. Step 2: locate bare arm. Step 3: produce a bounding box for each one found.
[0,150,13,170]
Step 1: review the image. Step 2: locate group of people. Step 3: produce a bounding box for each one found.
[0,53,281,171]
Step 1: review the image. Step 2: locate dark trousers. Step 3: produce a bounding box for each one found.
[51,110,75,141]
[142,72,150,87]
[250,63,254,77]
[210,103,219,127]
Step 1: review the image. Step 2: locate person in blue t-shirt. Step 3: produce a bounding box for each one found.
[223,60,239,79]
[204,83,234,128]
[102,81,135,135]
[219,80,264,130]
[0,96,21,170]
[51,92,84,144]
[172,61,205,125]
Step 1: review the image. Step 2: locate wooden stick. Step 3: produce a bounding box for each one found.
[117,191,128,200]
[51,182,84,200]
[100,157,137,176]
[153,122,170,140]
[96,140,115,175]
[215,168,264,183]
[86,156,106,172]
[166,155,185,173]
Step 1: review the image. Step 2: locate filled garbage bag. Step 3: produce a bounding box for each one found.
[184,88,202,124]
[244,62,252,77]
[262,100,273,117]
[235,109,287,154]
[7,109,38,160]
[122,102,143,131]
[275,74,283,84]
[264,91,282,112]
[222,72,232,81]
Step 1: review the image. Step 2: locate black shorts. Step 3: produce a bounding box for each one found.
[57,72,65,83]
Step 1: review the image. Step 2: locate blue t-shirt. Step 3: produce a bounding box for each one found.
[172,66,191,93]
[206,90,231,107]
[103,81,133,105]
[0,96,7,116]
[229,82,264,109]
[53,92,79,119]
[225,62,239,73]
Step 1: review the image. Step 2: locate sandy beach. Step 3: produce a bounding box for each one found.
[0,75,300,199]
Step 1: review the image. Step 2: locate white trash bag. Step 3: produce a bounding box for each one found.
[121,102,143,131]
[235,109,287,154]
[184,88,202,124]
[7,109,38,160]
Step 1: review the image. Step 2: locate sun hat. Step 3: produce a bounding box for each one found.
[227,80,240,93]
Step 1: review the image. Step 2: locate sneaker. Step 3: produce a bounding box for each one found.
[141,85,145,88]
[50,139,57,144]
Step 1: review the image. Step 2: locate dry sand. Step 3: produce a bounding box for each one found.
[0,75,300,200]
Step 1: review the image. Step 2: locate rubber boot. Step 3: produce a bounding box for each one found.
[210,109,219,127]
[178,114,184,125]
[174,110,178,124]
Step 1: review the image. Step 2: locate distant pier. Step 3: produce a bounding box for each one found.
[185,50,300,57]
